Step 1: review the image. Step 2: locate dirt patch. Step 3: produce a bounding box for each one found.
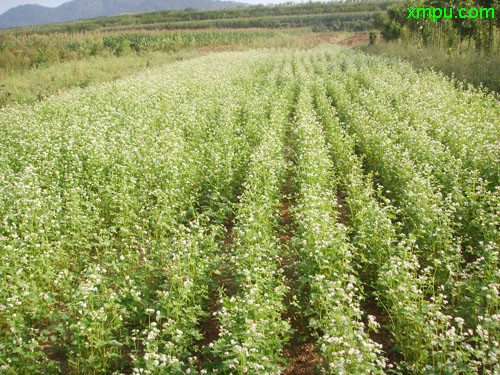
[41,339,72,375]
[364,298,404,366]
[195,216,237,370]
[336,189,351,225]
[338,32,370,47]
[195,297,221,369]
[282,339,322,375]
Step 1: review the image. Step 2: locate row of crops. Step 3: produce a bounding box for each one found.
[101,12,375,33]
[101,30,276,53]
[0,46,498,374]
[0,30,277,72]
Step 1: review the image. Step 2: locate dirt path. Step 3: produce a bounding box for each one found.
[195,216,237,370]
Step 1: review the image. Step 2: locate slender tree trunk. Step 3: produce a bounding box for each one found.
[438,22,442,50]
[488,19,493,54]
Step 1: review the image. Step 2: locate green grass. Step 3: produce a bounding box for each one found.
[0,49,203,106]
[362,40,500,94]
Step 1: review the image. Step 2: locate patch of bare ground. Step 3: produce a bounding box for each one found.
[281,313,322,375]
[195,215,236,370]
[338,32,370,47]
[39,305,72,374]
[363,298,404,368]
[40,340,72,374]
[195,296,221,368]
[336,189,351,225]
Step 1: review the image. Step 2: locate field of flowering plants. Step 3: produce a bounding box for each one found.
[0,46,499,375]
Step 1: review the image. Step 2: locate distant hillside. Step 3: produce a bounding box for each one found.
[0,0,245,29]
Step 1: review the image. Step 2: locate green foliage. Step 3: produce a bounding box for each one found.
[374,0,500,53]
[363,41,500,92]
[99,12,376,32]
[0,30,277,73]
[0,46,498,375]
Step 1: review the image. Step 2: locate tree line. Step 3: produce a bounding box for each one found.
[375,0,500,53]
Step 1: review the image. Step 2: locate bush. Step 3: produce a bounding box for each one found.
[381,20,402,41]
[312,24,329,33]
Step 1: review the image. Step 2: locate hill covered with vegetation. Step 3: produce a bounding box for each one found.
[2,1,393,33]
[0,0,246,29]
